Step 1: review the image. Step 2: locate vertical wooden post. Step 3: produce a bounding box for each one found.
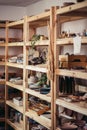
[54,12,62,130]
[50,6,57,130]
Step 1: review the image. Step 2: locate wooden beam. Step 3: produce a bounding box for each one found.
[27,11,50,22]
[7,19,24,27]
[57,1,87,15]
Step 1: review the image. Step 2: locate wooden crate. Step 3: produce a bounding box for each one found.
[59,55,87,69]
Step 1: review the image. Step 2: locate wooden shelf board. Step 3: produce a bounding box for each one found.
[57,37,87,45]
[56,69,87,80]
[0,43,6,46]
[0,79,5,84]
[57,1,87,15]
[7,119,23,130]
[25,110,51,129]
[8,42,24,46]
[26,40,49,46]
[6,62,23,69]
[56,98,87,116]
[0,23,6,28]
[7,19,24,27]
[76,85,87,93]
[6,81,23,91]
[27,11,50,22]
[0,62,5,66]
[6,100,23,113]
[25,88,51,103]
[26,64,47,73]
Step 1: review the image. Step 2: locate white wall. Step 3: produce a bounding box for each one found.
[26,0,76,16]
[0,6,26,21]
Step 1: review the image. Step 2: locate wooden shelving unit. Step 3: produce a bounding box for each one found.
[5,20,24,130]
[5,11,54,129]
[0,22,6,130]
[54,1,87,130]
[4,2,87,129]
[24,9,54,130]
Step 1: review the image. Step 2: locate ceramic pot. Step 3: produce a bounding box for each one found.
[61,122,78,130]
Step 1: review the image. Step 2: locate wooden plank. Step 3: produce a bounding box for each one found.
[25,88,51,103]
[25,110,51,129]
[23,16,28,130]
[26,40,49,46]
[6,62,23,69]
[6,100,23,113]
[7,20,24,27]
[8,42,24,46]
[0,23,6,28]
[30,20,49,27]
[27,11,50,22]
[69,62,86,68]
[56,98,87,116]
[75,85,87,93]
[7,119,23,130]
[0,79,5,84]
[26,64,47,73]
[0,43,6,46]
[0,62,5,65]
[50,7,57,130]
[60,16,86,23]
[53,7,61,130]
[6,81,23,91]
[57,37,87,45]
[57,1,87,15]
[56,69,87,80]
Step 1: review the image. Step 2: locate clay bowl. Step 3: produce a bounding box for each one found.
[61,123,78,130]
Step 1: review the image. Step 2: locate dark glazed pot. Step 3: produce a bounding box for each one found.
[77,0,85,2]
